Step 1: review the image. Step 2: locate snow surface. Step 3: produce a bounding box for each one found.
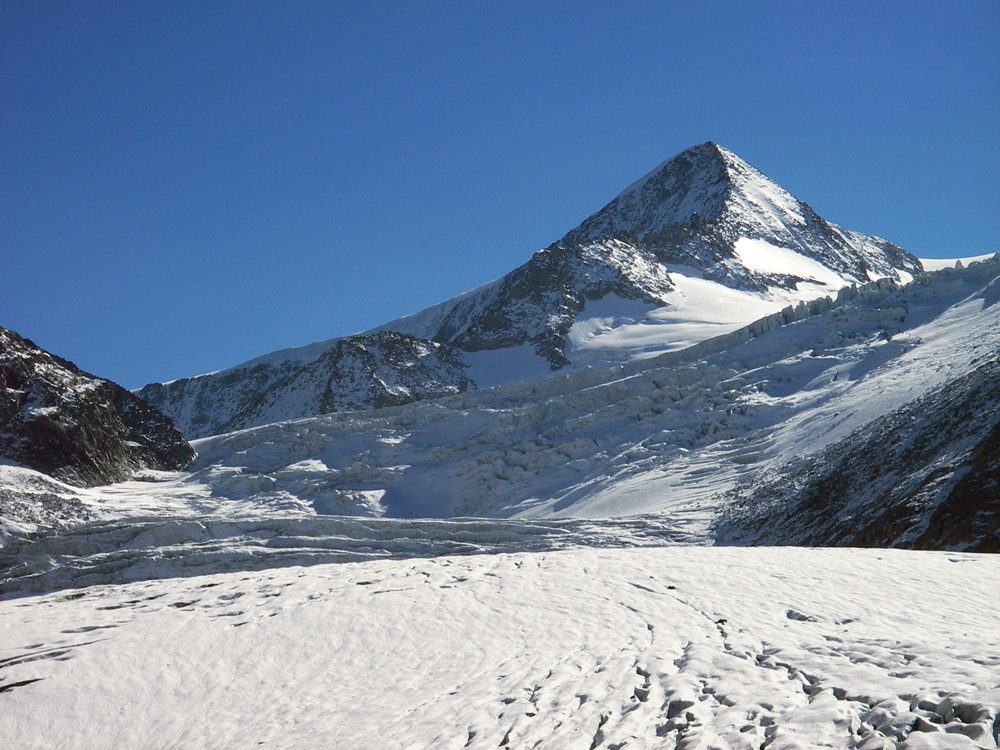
[919,254,997,271]
[732,237,846,287]
[1,547,997,749]
[565,248,851,365]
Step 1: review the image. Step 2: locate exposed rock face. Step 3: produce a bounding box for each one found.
[0,327,195,487]
[137,331,473,439]
[378,142,922,366]
[716,359,1000,552]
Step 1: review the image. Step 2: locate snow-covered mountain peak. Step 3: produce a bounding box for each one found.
[564,142,732,244]
[563,142,808,246]
[557,143,919,287]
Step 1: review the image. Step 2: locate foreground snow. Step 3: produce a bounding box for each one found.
[1,546,997,749]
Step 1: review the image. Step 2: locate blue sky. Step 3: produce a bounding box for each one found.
[2,1,998,388]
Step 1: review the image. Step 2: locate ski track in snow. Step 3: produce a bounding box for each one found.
[0,547,997,750]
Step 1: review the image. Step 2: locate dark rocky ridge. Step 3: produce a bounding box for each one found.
[138,331,474,439]
[0,327,195,487]
[716,358,1000,551]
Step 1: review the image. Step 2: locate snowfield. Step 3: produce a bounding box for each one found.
[1,547,997,750]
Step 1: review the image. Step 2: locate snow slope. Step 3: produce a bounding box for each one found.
[1,547,997,749]
[163,257,998,531]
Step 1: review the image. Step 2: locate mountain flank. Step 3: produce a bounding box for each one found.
[138,331,473,439]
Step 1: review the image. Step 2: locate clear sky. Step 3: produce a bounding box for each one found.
[2,1,998,389]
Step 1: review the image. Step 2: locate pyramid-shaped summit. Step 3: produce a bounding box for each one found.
[562,142,735,243]
[560,142,920,286]
[373,142,922,360]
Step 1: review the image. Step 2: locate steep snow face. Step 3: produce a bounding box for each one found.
[137,331,473,440]
[0,328,193,487]
[1,547,998,750]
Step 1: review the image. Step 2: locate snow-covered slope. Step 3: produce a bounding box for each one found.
[0,327,194,487]
[138,143,923,439]
[2,546,998,750]
[63,256,981,553]
[717,356,1000,551]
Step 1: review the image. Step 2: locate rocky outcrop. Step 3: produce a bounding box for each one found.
[0,327,195,487]
[716,358,1000,551]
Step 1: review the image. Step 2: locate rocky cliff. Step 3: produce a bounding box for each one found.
[0,327,195,487]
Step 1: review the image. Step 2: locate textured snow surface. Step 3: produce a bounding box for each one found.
[1,547,997,750]
[919,254,996,271]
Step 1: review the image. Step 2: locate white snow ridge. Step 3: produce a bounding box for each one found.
[3,145,999,750]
